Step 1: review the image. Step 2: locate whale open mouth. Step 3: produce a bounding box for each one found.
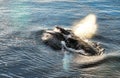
[41,26,105,56]
[41,14,105,56]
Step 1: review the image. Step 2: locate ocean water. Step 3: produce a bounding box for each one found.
[0,0,120,78]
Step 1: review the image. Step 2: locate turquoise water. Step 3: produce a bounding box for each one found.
[0,0,120,78]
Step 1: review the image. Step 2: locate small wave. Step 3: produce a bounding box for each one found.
[72,52,120,68]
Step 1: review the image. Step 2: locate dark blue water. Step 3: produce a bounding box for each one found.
[0,0,120,78]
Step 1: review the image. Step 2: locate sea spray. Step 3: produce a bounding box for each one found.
[72,14,97,39]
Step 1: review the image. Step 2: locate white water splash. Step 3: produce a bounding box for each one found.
[62,51,72,71]
[72,14,98,39]
[61,43,72,71]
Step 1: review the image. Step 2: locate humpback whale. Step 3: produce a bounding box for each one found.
[41,14,105,56]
